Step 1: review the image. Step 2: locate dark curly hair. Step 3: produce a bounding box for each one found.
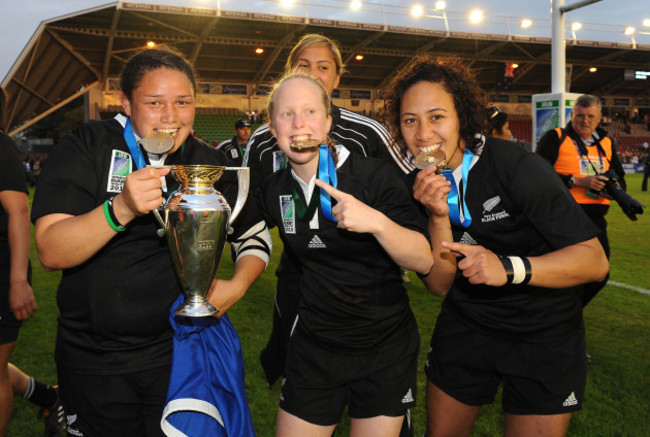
[120,45,197,100]
[383,55,487,156]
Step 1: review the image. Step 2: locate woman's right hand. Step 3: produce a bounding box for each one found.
[413,166,451,217]
[113,166,170,225]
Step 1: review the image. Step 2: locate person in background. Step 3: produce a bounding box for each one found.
[485,106,532,152]
[0,121,64,436]
[537,95,626,314]
[30,46,270,437]
[258,71,432,437]
[217,117,251,166]
[642,147,650,192]
[384,54,608,437]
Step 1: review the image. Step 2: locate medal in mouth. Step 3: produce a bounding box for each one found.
[139,130,176,154]
[414,144,447,170]
[289,137,323,152]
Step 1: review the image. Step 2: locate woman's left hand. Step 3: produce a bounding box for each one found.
[314,179,380,233]
[441,241,508,286]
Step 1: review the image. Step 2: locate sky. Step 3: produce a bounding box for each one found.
[1,0,649,83]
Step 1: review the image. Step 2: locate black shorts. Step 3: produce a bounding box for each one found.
[425,308,586,415]
[58,364,171,437]
[280,324,419,426]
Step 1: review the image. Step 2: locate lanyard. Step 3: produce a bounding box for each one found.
[318,144,338,222]
[570,137,604,174]
[291,177,319,221]
[123,117,147,170]
[236,143,245,161]
[441,147,473,228]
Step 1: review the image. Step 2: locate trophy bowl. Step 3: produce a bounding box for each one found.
[153,165,249,317]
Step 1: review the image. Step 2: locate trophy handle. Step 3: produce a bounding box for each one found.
[225,167,249,225]
[152,208,168,237]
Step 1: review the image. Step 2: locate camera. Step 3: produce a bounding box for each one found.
[590,171,645,221]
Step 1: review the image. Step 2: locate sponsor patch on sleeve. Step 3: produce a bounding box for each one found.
[273,150,288,173]
[279,195,295,234]
[106,149,132,193]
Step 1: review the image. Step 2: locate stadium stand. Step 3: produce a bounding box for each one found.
[193,109,263,144]
[508,116,533,143]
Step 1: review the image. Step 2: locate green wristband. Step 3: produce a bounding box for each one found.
[104,198,126,232]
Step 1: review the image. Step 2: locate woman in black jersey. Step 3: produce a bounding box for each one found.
[31,47,270,436]
[258,71,433,436]
[245,36,413,404]
[384,55,609,437]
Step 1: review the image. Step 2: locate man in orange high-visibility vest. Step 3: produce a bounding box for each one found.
[537,94,626,309]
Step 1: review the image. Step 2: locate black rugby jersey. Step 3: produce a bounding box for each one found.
[217,137,245,166]
[443,137,600,342]
[257,152,428,351]
[31,118,267,375]
[0,133,29,264]
[245,105,412,275]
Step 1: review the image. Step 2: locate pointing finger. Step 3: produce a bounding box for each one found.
[441,241,471,258]
[314,179,346,200]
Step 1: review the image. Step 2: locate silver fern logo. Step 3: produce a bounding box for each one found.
[483,196,501,213]
[481,195,511,223]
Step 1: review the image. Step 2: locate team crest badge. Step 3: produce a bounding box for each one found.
[279,195,295,234]
[273,151,288,173]
[107,149,132,193]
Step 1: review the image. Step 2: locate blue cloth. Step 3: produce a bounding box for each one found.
[161,295,255,437]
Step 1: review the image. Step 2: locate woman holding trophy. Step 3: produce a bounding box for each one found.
[31,47,271,436]
[256,71,433,437]
[383,55,609,437]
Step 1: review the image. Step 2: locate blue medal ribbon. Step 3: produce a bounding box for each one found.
[123,117,147,170]
[442,147,473,228]
[318,144,338,222]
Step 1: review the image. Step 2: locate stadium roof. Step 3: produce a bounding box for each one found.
[3,1,650,135]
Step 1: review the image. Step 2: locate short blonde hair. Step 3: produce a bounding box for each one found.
[266,72,337,158]
[266,72,331,122]
[285,34,346,76]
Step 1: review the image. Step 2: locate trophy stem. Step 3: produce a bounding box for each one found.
[173,297,219,317]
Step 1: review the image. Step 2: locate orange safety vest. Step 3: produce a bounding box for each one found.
[552,128,612,205]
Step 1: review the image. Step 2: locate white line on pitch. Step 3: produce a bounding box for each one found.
[609,281,650,296]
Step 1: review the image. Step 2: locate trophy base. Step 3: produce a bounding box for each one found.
[173,300,219,317]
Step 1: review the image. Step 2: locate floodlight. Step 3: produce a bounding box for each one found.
[469,10,483,24]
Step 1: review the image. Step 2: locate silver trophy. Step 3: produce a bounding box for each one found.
[152,165,249,317]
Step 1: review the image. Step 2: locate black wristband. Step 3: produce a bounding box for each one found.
[498,255,514,284]
[521,256,532,285]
